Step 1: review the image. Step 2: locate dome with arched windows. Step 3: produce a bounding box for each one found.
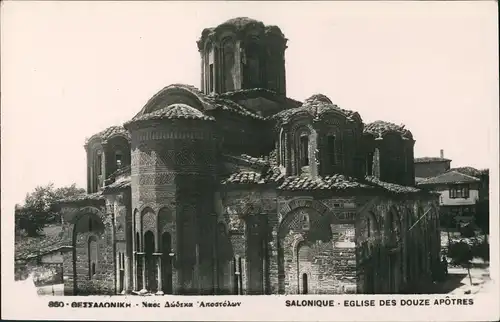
[363,120,413,140]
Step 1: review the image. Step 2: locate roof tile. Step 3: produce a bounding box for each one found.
[417,171,480,185]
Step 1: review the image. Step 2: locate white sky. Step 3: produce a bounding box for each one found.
[1,1,498,209]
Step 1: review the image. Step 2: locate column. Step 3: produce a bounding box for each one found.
[117,254,122,294]
[140,255,147,293]
[156,254,163,295]
[124,255,129,293]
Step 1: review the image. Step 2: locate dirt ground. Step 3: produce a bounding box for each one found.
[433,258,493,295]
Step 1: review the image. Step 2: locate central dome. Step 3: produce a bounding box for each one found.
[219,17,262,29]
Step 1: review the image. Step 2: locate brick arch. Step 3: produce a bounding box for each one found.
[279,206,323,239]
[157,206,174,234]
[279,198,329,222]
[71,207,109,295]
[141,207,157,248]
[141,85,209,116]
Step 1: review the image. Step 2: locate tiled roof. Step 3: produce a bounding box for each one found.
[364,176,422,194]
[56,191,104,204]
[414,157,451,163]
[221,150,283,185]
[222,155,427,195]
[219,88,302,107]
[222,166,284,185]
[85,125,130,145]
[364,120,413,140]
[126,103,215,126]
[205,96,266,120]
[102,176,131,194]
[107,165,131,181]
[131,84,264,124]
[273,94,362,125]
[448,166,487,178]
[222,153,271,169]
[417,170,480,185]
[278,174,371,191]
[15,226,69,261]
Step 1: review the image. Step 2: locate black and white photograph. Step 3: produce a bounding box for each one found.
[2,1,498,321]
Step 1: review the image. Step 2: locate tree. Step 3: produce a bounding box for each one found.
[475,200,489,236]
[448,241,474,286]
[16,183,86,236]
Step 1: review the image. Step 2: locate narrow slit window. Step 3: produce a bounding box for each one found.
[209,64,214,93]
[300,135,309,167]
[327,135,336,165]
[115,152,123,169]
[96,154,102,176]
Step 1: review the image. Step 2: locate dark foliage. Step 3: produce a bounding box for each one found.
[15,183,85,236]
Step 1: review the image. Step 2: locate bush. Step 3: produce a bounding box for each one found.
[448,241,473,266]
[471,240,490,262]
[459,223,476,238]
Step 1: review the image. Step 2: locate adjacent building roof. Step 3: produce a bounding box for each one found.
[15,226,68,261]
[414,157,451,163]
[273,94,362,125]
[85,125,130,146]
[417,170,480,185]
[56,191,104,204]
[448,166,487,178]
[363,120,413,140]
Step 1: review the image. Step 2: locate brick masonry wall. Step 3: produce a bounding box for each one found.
[355,197,441,294]
[130,122,217,294]
[59,202,115,296]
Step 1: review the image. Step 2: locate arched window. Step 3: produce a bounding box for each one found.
[88,236,98,279]
[96,152,103,176]
[279,128,285,166]
[245,40,261,88]
[299,134,309,167]
[326,135,336,166]
[366,217,371,238]
[302,273,308,294]
[115,150,123,169]
[366,152,374,176]
[222,38,235,92]
[301,213,310,231]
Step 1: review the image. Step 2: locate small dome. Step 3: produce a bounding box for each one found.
[85,125,130,145]
[363,120,413,139]
[125,103,214,127]
[304,94,333,105]
[273,94,362,125]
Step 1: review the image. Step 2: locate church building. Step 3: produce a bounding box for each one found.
[56,17,441,296]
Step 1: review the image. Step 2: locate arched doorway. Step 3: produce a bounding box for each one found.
[72,210,106,295]
[161,232,173,294]
[144,231,156,292]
